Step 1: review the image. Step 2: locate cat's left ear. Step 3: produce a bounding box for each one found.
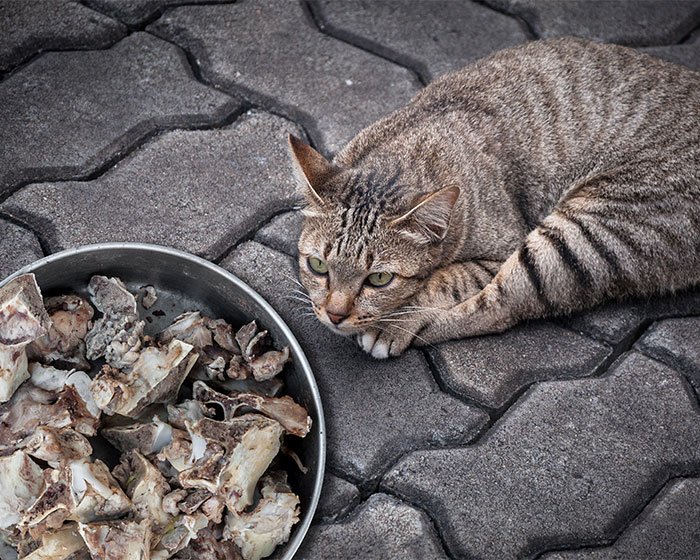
[288,134,338,206]
[389,186,460,244]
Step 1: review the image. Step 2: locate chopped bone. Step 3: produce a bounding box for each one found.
[0,451,44,530]
[158,312,213,350]
[223,472,300,560]
[22,459,132,535]
[19,427,92,467]
[22,524,90,560]
[101,416,176,456]
[79,519,151,560]
[193,382,311,437]
[0,274,51,403]
[141,286,158,309]
[180,415,283,512]
[113,450,171,527]
[90,340,198,417]
[84,276,139,361]
[28,295,93,370]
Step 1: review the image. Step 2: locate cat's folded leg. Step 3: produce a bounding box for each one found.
[418,187,700,344]
[359,260,501,358]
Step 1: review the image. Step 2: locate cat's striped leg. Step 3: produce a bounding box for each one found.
[417,189,700,344]
[361,259,501,358]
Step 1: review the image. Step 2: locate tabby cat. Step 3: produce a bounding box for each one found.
[289,38,700,359]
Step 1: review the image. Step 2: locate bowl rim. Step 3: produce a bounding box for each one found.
[1,241,326,560]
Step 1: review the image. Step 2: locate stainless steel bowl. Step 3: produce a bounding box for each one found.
[0,242,325,560]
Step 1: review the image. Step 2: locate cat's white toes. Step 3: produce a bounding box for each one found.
[360,332,378,353]
[370,340,390,359]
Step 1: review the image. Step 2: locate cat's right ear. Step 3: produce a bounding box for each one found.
[288,134,337,207]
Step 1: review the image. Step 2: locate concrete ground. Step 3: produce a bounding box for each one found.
[1,1,700,559]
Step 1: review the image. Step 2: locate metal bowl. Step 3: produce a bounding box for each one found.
[0,242,325,560]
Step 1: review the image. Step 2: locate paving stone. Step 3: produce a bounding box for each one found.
[0,32,238,198]
[2,111,299,261]
[148,0,420,154]
[642,29,700,72]
[315,474,361,523]
[297,493,447,560]
[221,242,488,482]
[561,289,700,345]
[428,321,612,410]
[382,352,700,560]
[542,478,700,560]
[0,0,126,73]
[636,317,700,397]
[254,211,303,256]
[483,0,700,46]
[83,0,230,27]
[0,219,44,281]
[311,0,528,81]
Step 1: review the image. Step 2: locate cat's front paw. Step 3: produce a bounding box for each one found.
[356,329,413,359]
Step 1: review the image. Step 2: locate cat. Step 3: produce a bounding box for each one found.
[288,37,700,359]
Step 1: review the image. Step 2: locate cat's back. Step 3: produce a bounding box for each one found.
[337,38,699,175]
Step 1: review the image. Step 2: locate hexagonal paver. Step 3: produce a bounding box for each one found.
[562,289,700,345]
[310,0,528,81]
[542,478,700,559]
[2,111,300,260]
[636,317,700,397]
[221,241,488,482]
[0,219,43,280]
[297,494,448,560]
[643,29,700,72]
[83,0,231,27]
[148,0,421,153]
[483,0,700,46]
[315,474,361,523]
[0,32,238,198]
[0,0,125,73]
[427,321,612,410]
[254,210,303,257]
[382,352,700,559]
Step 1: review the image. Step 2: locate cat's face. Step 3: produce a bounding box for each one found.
[297,202,427,335]
[289,135,459,336]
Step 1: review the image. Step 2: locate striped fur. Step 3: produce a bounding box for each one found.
[291,38,700,358]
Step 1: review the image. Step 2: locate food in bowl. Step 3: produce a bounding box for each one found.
[0,273,311,560]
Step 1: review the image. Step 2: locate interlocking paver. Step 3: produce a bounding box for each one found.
[2,111,299,260]
[542,478,700,559]
[254,211,303,257]
[428,321,612,410]
[0,32,238,198]
[562,290,700,345]
[315,474,361,523]
[310,0,528,81]
[0,0,125,73]
[483,0,700,45]
[84,0,230,27]
[643,29,700,72]
[297,494,448,560]
[0,219,43,280]
[148,0,420,153]
[221,242,488,482]
[636,317,700,398]
[382,352,700,560]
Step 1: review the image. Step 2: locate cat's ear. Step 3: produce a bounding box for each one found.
[288,134,337,206]
[389,186,460,244]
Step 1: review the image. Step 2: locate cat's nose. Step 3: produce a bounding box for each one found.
[327,311,348,325]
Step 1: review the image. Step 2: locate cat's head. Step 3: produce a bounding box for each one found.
[288,135,460,336]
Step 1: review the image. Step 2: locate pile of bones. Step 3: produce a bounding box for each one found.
[0,273,311,560]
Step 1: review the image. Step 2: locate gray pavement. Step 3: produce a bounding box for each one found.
[1,1,699,559]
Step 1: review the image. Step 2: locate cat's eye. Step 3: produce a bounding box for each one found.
[307,256,328,275]
[366,271,394,287]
